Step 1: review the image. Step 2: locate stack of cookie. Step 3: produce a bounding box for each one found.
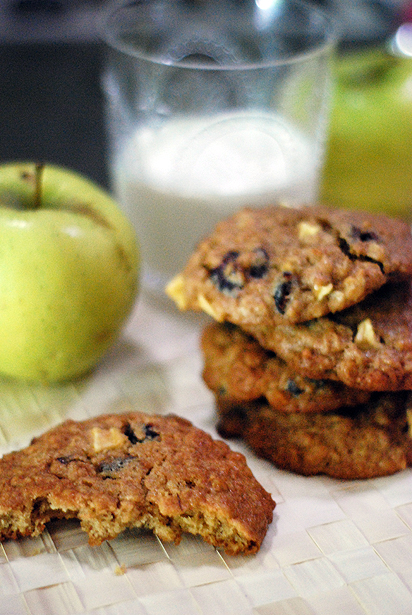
[166,205,412,479]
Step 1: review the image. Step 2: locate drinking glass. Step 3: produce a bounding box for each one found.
[102,0,336,298]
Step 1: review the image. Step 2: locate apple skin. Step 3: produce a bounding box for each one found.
[0,162,139,383]
[320,48,412,221]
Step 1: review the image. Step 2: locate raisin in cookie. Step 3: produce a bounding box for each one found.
[245,281,412,392]
[0,412,274,554]
[215,392,412,480]
[166,205,412,326]
[201,322,370,413]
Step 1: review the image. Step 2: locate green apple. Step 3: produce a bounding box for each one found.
[0,162,139,383]
[320,47,412,220]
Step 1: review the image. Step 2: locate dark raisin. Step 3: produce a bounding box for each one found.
[209,251,244,296]
[274,272,293,314]
[350,226,380,243]
[124,423,160,444]
[312,379,327,390]
[249,248,269,279]
[402,420,410,434]
[286,379,304,397]
[98,456,136,476]
[124,423,138,444]
[57,456,72,465]
[143,424,160,441]
[317,218,333,233]
[338,236,354,259]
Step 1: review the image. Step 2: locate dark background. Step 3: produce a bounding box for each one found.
[0,0,110,189]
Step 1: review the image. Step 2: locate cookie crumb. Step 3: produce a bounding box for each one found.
[114,564,127,576]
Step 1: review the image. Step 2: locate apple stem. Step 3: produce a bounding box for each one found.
[33,163,44,210]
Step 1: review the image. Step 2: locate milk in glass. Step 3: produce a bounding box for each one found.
[112,110,320,292]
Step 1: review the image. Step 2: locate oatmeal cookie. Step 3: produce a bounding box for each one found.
[201,322,370,413]
[166,205,412,326]
[0,412,274,554]
[245,282,412,391]
[215,393,412,479]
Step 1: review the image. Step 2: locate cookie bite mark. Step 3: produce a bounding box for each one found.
[0,412,274,555]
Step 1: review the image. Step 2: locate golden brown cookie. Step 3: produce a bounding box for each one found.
[245,282,412,391]
[215,392,412,480]
[201,321,371,413]
[166,205,412,326]
[0,412,275,555]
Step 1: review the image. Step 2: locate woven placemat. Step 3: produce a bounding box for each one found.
[0,296,412,615]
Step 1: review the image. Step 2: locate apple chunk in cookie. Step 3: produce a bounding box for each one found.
[0,162,139,383]
[0,412,275,555]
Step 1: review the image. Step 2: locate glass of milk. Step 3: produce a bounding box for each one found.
[101,0,336,298]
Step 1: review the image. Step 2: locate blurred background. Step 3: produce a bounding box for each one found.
[0,0,109,188]
[0,0,411,216]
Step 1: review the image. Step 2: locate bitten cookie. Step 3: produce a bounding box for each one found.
[215,393,412,480]
[0,412,275,554]
[166,205,412,326]
[245,281,412,391]
[201,321,371,413]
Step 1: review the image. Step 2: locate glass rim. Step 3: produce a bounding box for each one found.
[101,0,338,71]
